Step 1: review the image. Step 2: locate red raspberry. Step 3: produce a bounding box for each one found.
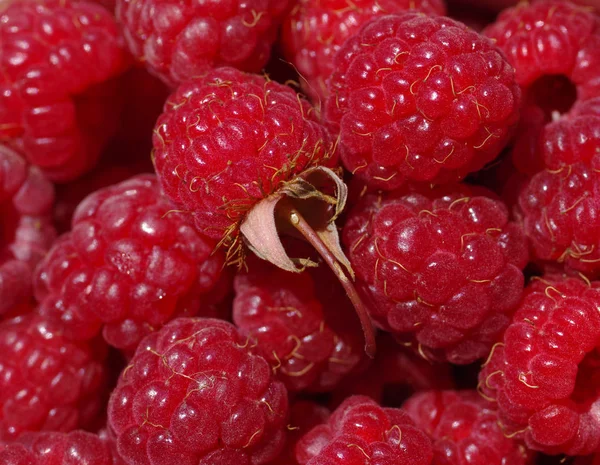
[0,313,108,441]
[342,184,528,364]
[233,250,365,393]
[107,317,289,465]
[478,275,600,456]
[153,67,376,355]
[34,175,228,352]
[281,0,446,102]
[324,13,521,191]
[404,390,532,465]
[518,162,600,279]
[0,0,128,182]
[295,395,433,465]
[0,146,55,317]
[116,0,293,87]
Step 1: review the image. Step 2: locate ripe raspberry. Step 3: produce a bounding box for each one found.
[0,146,55,316]
[281,0,446,102]
[404,390,532,465]
[153,67,376,355]
[518,162,600,279]
[295,395,433,465]
[34,175,228,352]
[325,13,521,191]
[108,317,289,465]
[233,250,365,393]
[0,0,128,182]
[478,275,600,456]
[342,184,528,364]
[0,313,108,441]
[116,0,294,87]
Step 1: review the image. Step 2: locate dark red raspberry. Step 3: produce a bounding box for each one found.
[0,0,128,182]
[233,250,365,393]
[324,13,521,191]
[108,317,289,465]
[116,0,293,87]
[0,313,108,441]
[404,390,533,465]
[295,395,433,465]
[34,175,228,352]
[478,275,600,456]
[0,146,55,317]
[281,0,446,102]
[518,162,600,279]
[153,67,376,355]
[342,184,528,364]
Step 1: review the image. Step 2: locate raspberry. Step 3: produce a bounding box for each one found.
[342,184,528,364]
[116,0,294,87]
[0,313,108,441]
[107,317,289,465]
[404,390,532,465]
[324,13,520,191]
[478,275,600,456]
[34,175,228,352]
[153,67,376,355]
[280,0,446,102]
[295,395,433,465]
[518,162,600,279]
[0,0,128,182]
[0,146,55,317]
[233,250,365,393]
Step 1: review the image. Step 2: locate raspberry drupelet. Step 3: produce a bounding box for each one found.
[342,184,528,364]
[281,0,446,102]
[0,313,108,441]
[0,146,55,317]
[324,13,521,191]
[34,175,228,353]
[478,275,600,456]
[116,0,294,88]
[153,66,377,355]
[107,317,289,465]
[404,390,532,465]
[0,0,128,182]
[295,395,433,465]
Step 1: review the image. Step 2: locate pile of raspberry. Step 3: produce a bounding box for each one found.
[2,0,600,464]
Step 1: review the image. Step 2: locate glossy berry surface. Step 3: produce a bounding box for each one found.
[404,390,531,465]
[153,66,335,245]
[0,0,128,182]
[0,313,108,441]
[295,395,433,465]
[479,276,600,456]
[116,0,293,87]
[325,13,520,190]
[34,175,227,352]
[108,317,289,465]
[343,185,528,364]
[281,0,446,101]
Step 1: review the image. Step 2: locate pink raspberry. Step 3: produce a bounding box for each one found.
[281,0,446,102]
[233,250,365,393]
[116,0,294,87]
[0,0,128,182]
[404,390,533,465]
[34,175,228,352]
[518,162,600,279]
[0,146,55,317]
[0,313,108,441]
[478,275,600,456]
[342,184,528,364]
[107,317,289,465]
[324,13,521,190]
[295,395,433,465]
